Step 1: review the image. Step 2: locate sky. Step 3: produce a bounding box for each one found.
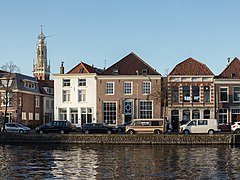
[1,1,240,78]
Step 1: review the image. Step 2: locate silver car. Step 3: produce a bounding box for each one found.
[2,123,30,133]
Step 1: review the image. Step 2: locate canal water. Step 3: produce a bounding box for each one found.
[0,143,240,179]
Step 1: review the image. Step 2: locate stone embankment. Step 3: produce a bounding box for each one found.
[0,133,239,145]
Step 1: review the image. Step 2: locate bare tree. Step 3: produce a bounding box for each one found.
[0,61,20,132]
[151,69,169,131]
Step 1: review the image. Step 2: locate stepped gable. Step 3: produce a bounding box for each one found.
[67,61,102,74]
[217,58,240,79]
[169,57,214,76]
[101,52,161,75]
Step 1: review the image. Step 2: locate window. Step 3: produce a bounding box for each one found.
[183,110,190,121]
[233,87,240,102]
[22,112,27,120]
[192,86,200,102]
[198,120,208,125]
[142,81,151,95]
[78,90,86,102]
[106,82,114,95]
[46,100,50,109]
[113,69,119,74]
[29,113,33,120]
[81,108,92,124]
[139,101,152,119]
[19,97,22,107]
[59,108,67,120]
[35,113,39,120]
[220,87,228,102]
[204,86,210,102]
[63,90,70,102]
[35,96,40,108]
[63,79,70,87]
[183,86,190,102]
[204,110,210,119]
[51,101,54,109]
[171,86,179,102]
[78,79,86,86]
[24,81,35,89]
[124,82,132,95]
[103,102,116,125]
[1,92,12,106]
[192,110,200,119]
[219,109,227,124]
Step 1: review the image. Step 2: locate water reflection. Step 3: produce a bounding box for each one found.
[0,143,240,179]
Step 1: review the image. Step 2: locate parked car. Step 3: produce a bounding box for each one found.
[218,124,231,132]
[180,119,220,134]
[2,123,30,133]
[116,121,132,132]
[231,122,240,134]
[126,119,164,134]
[81,123,117,134]
[35,120,74,134]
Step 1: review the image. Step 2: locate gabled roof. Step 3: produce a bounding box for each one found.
[217,57,240,79]
[169,57,214,76]
[101,52,161,75]
[38,80,54,94]
[67,61,103,74]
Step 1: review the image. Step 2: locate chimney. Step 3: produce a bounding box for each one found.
[227,57,231,64]
[60,61,64,74]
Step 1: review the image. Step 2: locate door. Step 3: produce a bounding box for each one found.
[124,100,133,123]
[171,110,179,132]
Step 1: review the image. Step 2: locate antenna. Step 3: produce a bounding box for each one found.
[104,59,106,69]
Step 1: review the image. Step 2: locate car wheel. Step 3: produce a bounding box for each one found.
[84,130,89,134]
[154,130,161,134]
[39,130,44,134]
[208,129,214,134]
[60,130,65,134]
[235,129,240,134]
[107,130,112,134]
[19,130,24,133]
[183,130,190,135]
[127,130,134,134]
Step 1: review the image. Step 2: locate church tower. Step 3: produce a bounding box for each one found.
[33,26,50,80]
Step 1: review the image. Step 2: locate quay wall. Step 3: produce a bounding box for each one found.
[0,133,239,145]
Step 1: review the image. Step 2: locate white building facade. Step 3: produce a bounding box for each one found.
[53,62,100,127]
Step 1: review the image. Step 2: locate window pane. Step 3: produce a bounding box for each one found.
[183,86,190,102]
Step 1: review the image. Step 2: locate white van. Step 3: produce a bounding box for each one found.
[125,118,164,134]
[180,119,220,134]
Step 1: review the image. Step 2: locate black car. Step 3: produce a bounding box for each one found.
[35,120,73,134]
[116,121,132,132]
[81,123,117,134]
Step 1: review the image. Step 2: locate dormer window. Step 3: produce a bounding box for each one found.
[142,69,148,74]
[113,69,119,75]
[24,80,36,89]
[232,73,237,78]
[79,68,84,73]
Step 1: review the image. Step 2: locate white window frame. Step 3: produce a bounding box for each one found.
[124,81,132,95]
[78,89,86,102]
[35,113,39,120]
[106,82,114,95]
[78,79,86,86]
[35,96,40,108]
[233,86,240,102]
[63,79,71,87]
[142,81,151,95]
[219,87,228,102]
[139,100,153,119]
[63,90,71,102]
[103,101,117,125]
[29,113,33,120]
[22,112,27,120]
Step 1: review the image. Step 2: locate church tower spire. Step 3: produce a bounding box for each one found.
[33,25,50,80]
